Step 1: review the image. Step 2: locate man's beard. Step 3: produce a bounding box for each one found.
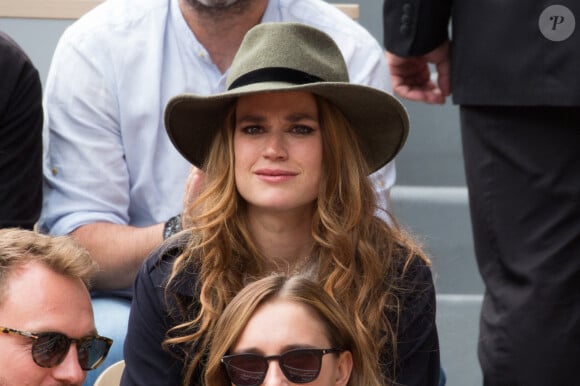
[185,0,254,16]
[195,0,238,6]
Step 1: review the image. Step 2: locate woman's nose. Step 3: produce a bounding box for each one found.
[262,360,289,386]
[263,132,288,160]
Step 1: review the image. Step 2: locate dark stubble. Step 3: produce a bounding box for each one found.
[184,0,255,17]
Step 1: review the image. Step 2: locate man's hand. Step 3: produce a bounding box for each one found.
[386,41,451,104]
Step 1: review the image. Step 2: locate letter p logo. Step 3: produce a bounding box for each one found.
[550,15,565,30]
[539,5,575,41]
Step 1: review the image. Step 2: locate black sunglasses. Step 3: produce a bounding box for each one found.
[0,326,113,370]
[221,348,343,386]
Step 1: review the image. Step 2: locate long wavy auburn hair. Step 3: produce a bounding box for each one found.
[204,274,383,386]
[163,94,428,385]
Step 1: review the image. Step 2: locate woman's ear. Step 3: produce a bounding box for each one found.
[334,350,353,386]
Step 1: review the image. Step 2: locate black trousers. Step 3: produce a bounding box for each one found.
[460,106,580,386]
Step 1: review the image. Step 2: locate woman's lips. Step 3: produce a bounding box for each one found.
[254,169,297,182]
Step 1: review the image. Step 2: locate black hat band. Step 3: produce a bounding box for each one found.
[228,67,324,90]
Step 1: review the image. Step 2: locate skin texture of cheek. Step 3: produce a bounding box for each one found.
[0,352,44,386]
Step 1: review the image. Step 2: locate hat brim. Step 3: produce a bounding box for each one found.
[165,82,409,173]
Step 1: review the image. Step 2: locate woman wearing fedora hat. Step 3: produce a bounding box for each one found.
[121,22,440,386]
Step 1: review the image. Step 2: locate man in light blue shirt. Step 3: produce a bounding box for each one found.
[40,0,396,383]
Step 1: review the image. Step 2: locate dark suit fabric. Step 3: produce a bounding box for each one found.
[0,32,43,229]
[461,106,580,385]
[384,1,580,105]
[384,1,580,385]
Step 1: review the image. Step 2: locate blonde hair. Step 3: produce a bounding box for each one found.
[204,274,382,386]
[0,228,97,304]
[164,95,428,385]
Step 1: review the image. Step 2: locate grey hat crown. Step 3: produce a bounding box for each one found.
[226,22,350,91]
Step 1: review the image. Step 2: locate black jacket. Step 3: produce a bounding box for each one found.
[0,32,42,229]
[383,0,580,105]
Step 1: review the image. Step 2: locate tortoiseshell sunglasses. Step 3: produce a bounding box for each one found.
[0,326,112,370]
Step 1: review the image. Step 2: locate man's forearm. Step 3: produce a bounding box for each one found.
[71,222,164,290]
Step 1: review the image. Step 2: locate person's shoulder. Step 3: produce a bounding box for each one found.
[0,32,39,101]
[142,232,199,293]
[390,244,433,287]
[279,0,378,45]
[387,246,436,323]
[144,232,188,275]
[0,32,32,67]
[278,0,386,84]
[0,32,20,54]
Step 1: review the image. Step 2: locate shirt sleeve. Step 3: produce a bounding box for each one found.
[121,250,183,385]
[39,31,130,235]
[333,18,397,213]
[0,34,43,230]
[393,257,441,386]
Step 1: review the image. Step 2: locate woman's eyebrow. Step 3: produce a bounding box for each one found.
[236,114,266,124]
[236,112,318,125]
[285,112,318,122]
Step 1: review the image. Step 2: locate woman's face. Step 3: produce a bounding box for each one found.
[228,299,352,386]
[233,91,323,214]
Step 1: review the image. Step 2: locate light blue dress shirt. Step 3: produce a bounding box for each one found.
[40,0,396,235]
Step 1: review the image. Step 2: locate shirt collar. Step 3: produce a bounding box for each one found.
[261,0,282,23]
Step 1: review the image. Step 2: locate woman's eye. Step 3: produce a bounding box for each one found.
[241,126,263,135]
[291,125,314,135]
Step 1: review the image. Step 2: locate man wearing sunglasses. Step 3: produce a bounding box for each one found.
[0,228,112,385]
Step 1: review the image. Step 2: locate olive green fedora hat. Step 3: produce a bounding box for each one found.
[165,22,409,173]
